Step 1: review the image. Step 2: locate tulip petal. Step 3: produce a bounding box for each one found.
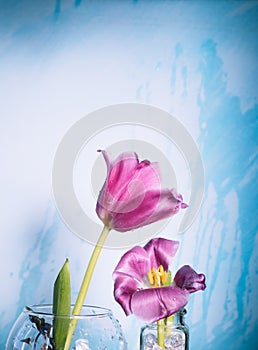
[98,151,160,207]
[174,265,206,293]
[96,151,139,221]
[111,189,187,231]
[144,238,179,270]
[106,152,140,198]
[109,189,162,231]
[113,246,151,283]
[131,286,189,323]
[144,188,188,222]
[111,189,188,232]
[113,274,138,316]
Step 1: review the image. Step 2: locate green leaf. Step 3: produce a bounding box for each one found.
[53,258,71,350]
[164,270,172,286]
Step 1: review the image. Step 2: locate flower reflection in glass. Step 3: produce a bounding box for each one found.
[113,238,206,323]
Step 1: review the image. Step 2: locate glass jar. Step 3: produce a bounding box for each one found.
[6,304,127,350]
[140,309,189,350]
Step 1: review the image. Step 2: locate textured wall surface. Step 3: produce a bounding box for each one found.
[0,1,257,349]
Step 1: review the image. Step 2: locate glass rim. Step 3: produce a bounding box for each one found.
[143,322,179,330]
[25,304,112,319]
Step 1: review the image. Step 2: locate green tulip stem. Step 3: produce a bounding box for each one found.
[63,225,110,350]
[157,318,165,348]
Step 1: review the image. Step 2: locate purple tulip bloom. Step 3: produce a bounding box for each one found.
[113,238,206,323]
[96,151,187,232]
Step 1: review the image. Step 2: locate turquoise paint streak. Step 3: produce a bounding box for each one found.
[1,210,59,349]
[192,38,258,349]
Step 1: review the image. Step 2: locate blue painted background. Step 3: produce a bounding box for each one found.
[0,1,257,349]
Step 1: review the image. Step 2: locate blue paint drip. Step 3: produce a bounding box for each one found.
[0,209,59,349]
[192,38,258,349]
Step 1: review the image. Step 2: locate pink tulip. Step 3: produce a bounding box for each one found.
[96,151,188,232]
[113,238,206,323]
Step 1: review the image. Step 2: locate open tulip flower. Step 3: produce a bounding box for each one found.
[113,238,206,323]
[96,150,188,232]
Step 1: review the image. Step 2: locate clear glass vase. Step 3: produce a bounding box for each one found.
[140,309,189,350]
[6,304,127,350]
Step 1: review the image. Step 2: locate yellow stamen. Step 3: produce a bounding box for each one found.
[158,265,164,274]
[148,265,168,287]
[148,270,154,285]
[161,270,167,285]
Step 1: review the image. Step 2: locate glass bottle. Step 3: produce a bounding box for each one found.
[140,309,189,350]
